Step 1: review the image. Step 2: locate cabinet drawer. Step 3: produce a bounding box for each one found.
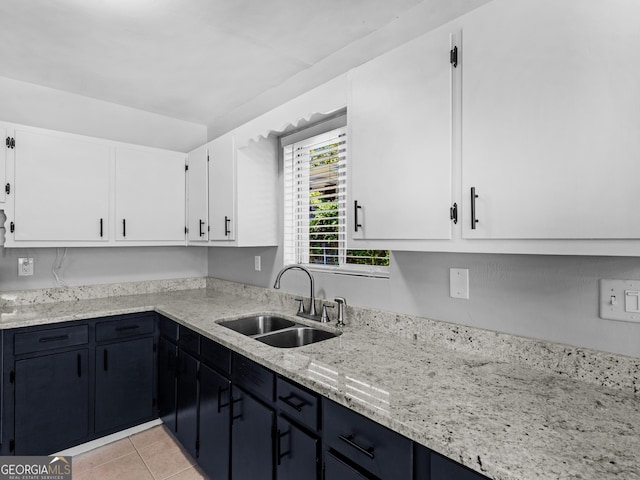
[323,400,412,480]
[15,324,89,355]
[276,377,319,431]
[232,353,274,403]
[178,325,200,357]
[96,313,155,342]
[159,315,178,342]
[201,336,231,375]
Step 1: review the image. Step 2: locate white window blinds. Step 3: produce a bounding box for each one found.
[283,124,389,274]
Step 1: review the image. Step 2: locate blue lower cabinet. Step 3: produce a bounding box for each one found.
[176,349,199,459]
[231,386,275,480]
[276,415,320,480]
[157,336,178,432]
[198,363,231,479]
[430,452,489,480]
[324,451,369,480]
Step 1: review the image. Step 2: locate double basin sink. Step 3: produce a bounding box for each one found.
[219,315,339,348]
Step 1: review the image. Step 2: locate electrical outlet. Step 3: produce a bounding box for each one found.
[18,257,34,276]
[599,279,640,323]
[450,268,469,299]
[254,255,261,271]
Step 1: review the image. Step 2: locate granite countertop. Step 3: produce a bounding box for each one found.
[1,285,638,480]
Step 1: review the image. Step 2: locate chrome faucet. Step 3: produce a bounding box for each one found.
[273,264,319,320]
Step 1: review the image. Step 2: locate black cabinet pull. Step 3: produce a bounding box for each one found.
[38,334,69,343]
[115,325,140,332]
[278,394,308,412]
[471,187,479,230]
[231,396,243,420]
[224,216,231,236]
[103,349,108,371]
[354,200,362,232]
[339,434,375,459]
[276,429,291,465]
[122,218,127,237]
[99,218,103,238]
[217,386,230,413]
[77,354,82,378]
[199,219,205,237]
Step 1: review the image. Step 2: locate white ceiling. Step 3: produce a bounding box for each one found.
[0,0,491,130]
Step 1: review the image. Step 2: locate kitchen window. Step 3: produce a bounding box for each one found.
[282,116,389,276]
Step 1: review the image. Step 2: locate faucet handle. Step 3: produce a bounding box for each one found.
[320,304,334,323]
[293,298,305,315]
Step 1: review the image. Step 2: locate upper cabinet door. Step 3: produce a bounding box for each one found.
[208,132,236,242]
[0,126,7,204]
[348,30,454,246]
[462,0,640,239]
[187,144,209,243]
[115,146,186,242]
[13,128,109,242]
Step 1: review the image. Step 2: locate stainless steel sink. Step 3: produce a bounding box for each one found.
[256,327,339,348]
[219,315,296,336]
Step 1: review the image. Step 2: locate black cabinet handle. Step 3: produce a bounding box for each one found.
[115,325,140,332]
[122,218,127,237]
[276,429,291,465]
[199,219,205,237]
[217,386,230,413]
[103,349,108,371]
[231,396,243,420]
[471,187,479,230]
[38,334,69,343]
[339,434,375,459]
[354,200,362,232]
[224,216,231,236]
[99,218,103,238]
[278,394,308,412]
[77,354,82,378]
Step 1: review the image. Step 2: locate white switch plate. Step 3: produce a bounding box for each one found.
[18,257,34,276]
[450,268,469,299]
[254,255,261,271]
[599,279,640,323]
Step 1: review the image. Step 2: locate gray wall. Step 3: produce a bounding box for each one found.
[208,247,640,358]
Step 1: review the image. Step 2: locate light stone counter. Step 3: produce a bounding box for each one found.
[0,279,638,480]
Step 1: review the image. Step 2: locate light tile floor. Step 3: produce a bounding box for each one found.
[71,425,209,480]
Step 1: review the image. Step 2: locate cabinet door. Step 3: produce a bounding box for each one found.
[176,349,199,459]
[231,386,274,480]
[348,30,453,245]
[208,132,236,241]
[324,452,369,480]
[95,337,155,433]
[13,128,109,241]
[198,364,231,479]
[115,146,186,242]
[187,144,209,243]
[14,349,90,455]
[276,416,319,480]
[0,126,7,204]
[462,0,640,239]
[158,337,178,432]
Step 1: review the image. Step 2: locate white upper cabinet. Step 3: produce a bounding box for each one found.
[208,132,236,242]
[0,125,8,204]
[462,0,640,240]
[207,132,278,246]
[187,144,209,243]
[348,29,455,248]
[11,128,110,243]
[115,146,186,243]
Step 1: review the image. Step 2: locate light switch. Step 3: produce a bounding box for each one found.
[624,290,640,313]
[450,268,469,299]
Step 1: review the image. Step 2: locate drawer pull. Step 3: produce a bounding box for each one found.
[339,434,375,459]
[115,325,140,332]
[278,394,308,412]
[38,334,69,343]
[231,397,243,420]
[217,386,230,413]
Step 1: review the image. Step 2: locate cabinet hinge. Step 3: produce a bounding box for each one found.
[5,183,9,195]
[9,370,15,383]
[196,368,200,381]
[9,439,15,452]
[5,137,15,149]
[153,343,157,353]
[207,155,210,162]
[185,164,189,171]
[195,440,200,452]
[10,222,15,233]
[185,226,188,234]
[449,202,458,224]
[450,46,458,68]
[152,398,157,408]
